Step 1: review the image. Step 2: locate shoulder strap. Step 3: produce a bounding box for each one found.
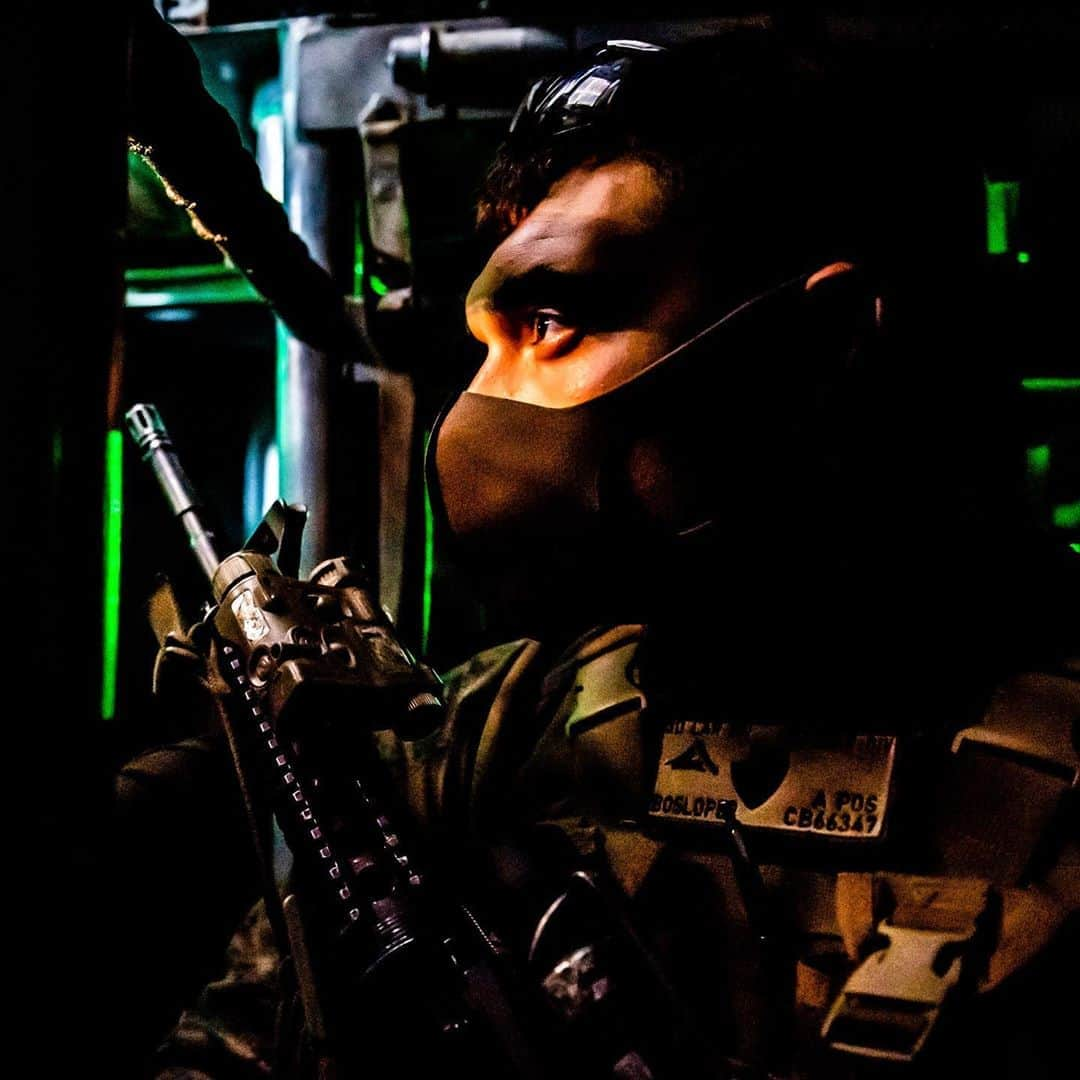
[932,670,1078,889]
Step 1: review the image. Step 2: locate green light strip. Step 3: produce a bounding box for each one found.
[124,262,235,283]
[422,475,435,656]
[985,178,1019,255]
[125,278,261,308]
[1022,378,1080,392]
[125,262,263,308]
[1052,502,1080,529]
[101,430,124,720]
[1026,444,1050,480]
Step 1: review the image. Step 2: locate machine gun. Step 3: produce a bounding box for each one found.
[125,401,556,1079]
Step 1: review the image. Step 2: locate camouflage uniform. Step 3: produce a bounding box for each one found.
[150,900,278,1080]
[145,626,1078,1078]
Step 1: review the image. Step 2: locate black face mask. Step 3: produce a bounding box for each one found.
[425,272,845,644]
[427,265,1023,736]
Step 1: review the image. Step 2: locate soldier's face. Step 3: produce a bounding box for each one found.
[464,157,705,408]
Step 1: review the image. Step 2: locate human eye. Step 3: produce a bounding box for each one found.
[528,308,579,354]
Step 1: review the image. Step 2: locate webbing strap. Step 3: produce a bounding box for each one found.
[820,873,993,1062]
[846,873,991,946]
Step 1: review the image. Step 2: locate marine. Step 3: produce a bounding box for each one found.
[138,33,1078,1080]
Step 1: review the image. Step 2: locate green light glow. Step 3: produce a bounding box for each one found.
[52,429,63,474]
[250,79,282,130]
[1016,251,1030,264]
[125,263,261,308]
[125,262,235,283]
[422,474,435,656]
[101,430,124,720]
[354,202,365,297]
[1070,543,1080,555]
[1026,444,1051,480]
[353,209,390,298]
[985,178,1020,255]
[1022,378,1080,392]
[1052,502,1080,529]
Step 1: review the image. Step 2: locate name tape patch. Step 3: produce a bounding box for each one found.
[649,723,896,839]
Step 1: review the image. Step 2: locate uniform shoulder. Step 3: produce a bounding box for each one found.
[933,665,1079,915]
[950,668,1080,781]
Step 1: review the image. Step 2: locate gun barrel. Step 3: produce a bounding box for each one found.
[125,402,222,582]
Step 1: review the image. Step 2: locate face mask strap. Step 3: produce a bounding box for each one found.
[422,384,472,563]
[612,269,815,395]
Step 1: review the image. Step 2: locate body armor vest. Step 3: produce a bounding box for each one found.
[381,625,1079,1078]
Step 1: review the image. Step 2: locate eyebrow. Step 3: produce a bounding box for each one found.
[483,262,650,331]
[491,265,599,311]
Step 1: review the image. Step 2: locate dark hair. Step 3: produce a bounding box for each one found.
[475,40,864,300]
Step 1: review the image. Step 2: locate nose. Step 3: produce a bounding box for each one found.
[465,304,522,399]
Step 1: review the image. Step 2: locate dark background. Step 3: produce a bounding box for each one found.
[8,2,1079,1072]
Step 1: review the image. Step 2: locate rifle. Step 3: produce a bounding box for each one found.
[125,401,554,1079]
[126,401,723,1080]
